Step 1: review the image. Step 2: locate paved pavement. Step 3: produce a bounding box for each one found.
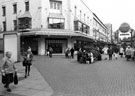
[34,55,135,96]
[1,54,135,96]
[0,60,53,96]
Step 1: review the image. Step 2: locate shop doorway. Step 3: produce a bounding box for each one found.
[46,39,67,54]
[48,43,62,53]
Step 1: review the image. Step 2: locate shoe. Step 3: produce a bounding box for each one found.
[7,88,11,92]
[4,84,8,88]
[24,75,27,78]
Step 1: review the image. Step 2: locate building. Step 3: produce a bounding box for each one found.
[93,13,108,45]
[105,23,112,43]
[0,0,108,56]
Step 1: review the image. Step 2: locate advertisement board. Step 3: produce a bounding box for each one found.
[4,33,20,62]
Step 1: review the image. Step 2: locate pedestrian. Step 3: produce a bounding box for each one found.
[119,46,124,58]
[77,48,82,62]
[102,45,108,60]
[70,47,75,58]
[23,48,33,78]
[125,46,132,61]
[90,51,94,63]
[107,46,113,60]
[65,47,70,58]
[49,47,53,58]
[1,51,17,92]
[28,46,31,52]
[113,46,119,59]
[46,48,49,56]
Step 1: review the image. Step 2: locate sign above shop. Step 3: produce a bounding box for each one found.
[119,22,130,33]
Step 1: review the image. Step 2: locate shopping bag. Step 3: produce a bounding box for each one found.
[14,72,18,85]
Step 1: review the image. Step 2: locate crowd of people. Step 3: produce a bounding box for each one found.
[77,47,102,64]
[65,47,75,58]
[76,45,135,64]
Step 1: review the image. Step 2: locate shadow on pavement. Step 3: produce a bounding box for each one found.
[0,92,26,96]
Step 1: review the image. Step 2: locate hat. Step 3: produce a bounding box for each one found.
[128,46,130,47]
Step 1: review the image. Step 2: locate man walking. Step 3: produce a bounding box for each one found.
[108,46,113,60]
[113,46,119,59]
[70,47,75,58]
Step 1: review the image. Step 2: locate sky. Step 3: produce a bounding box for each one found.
[84,0,135,32]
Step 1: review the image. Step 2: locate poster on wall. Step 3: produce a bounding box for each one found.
[4,34,19,62]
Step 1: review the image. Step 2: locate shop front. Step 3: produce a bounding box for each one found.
[20,29,95,55]
[45,38,67,54]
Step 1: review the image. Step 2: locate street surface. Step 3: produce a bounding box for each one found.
[34,55,135,96]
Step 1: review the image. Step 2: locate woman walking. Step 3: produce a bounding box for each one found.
[119,46,124,58]
[1,51,17,92]
[23,49,33,78]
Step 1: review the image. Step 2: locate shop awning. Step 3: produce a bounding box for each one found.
[18,12,32,19]
[48,13,64,19]
[21,29,94,40]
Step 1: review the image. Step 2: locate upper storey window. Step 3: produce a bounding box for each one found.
[50,0,62,14]
[2,6,6,16]
[13,3,17,14]
[25,1,29,11]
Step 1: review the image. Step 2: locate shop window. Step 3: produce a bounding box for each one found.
[48,18,65,29]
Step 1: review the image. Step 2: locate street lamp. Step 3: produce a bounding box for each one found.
[130,29,134,47]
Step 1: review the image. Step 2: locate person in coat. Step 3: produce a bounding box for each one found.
[113,46,119,59]
[23,49,33,78]
[125,46,132,61]
[107,46,113,60]
[102,46,108,60]
[119,46,124,58]
[49,47,53,58]
[70,47,75,59]
[1,51,17,92]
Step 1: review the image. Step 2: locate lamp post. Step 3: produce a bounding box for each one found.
[130,29,134,47]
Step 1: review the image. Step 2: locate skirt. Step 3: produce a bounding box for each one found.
[3,73,14,84]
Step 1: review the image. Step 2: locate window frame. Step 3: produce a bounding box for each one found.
[48,18,65,29]
[25,1,29,11]
[2,6,6,16]
[3,21,6,31]
[13,3,17,14]
[13,20,17,30]
[74,20,90,34]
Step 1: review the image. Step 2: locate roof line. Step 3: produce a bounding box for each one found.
[80,0,93,13]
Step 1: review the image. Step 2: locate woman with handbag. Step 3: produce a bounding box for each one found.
[1,51,17,92]
[24,48,33,78]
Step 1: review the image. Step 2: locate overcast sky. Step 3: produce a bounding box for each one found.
[83,0,135,32]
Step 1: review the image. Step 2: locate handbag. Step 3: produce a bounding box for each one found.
[2,74,6,84]
[14,72,18,85]
[23,59,27,66]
